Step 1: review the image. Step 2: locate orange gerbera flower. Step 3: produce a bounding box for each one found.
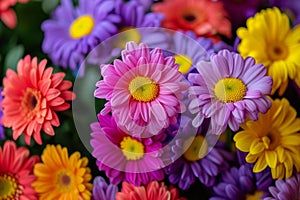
[1,55,76,145]
[152,0,232,41]
[0,140,39,200]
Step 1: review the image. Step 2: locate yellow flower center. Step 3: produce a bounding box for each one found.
[183,136,208,162]
[267,43,289,61]
[0,174,19,199]
[174,54,193,74]
[55,170,74,193]
[120,137,144,161]
[21,88,41,117]
[214,78,247,103]
[69,15,95,39]
[114,27,141,49]
[245,190,264,200]
[262,131,281,150]
[128,76,159,102]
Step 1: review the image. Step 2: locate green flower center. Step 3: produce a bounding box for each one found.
[120,137,144,161]
[214,78,247,103]
[128,76,159,102]
[69,15,95,39]
[183,136,208,162]
[0,174,19,199]
[174,54,193,74]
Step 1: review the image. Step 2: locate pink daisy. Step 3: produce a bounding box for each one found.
[90,114,165,186]
[1,55,76,145]
[95,42,188,136]
[0,140,39,199]
[188,50,272,133]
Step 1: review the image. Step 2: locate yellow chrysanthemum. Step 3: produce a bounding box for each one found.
[33,145,92,200]
[234,98,300,179]
[237,7,300,95]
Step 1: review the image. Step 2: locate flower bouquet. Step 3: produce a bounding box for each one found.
[1,0,300,199]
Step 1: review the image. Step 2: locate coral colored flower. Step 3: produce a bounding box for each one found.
[90,114,165,186]
[164,118,234,190]
[33,144,93,200]
[1,55,76,145]
[210,164,273,200]
[42,0,120,73]
[234,98,300,179]
[188,49,272,133]
[0,140,39,200]
[116,181,186,200]
[152,0,232,41]
[0,87,4,140]
[0,0,29,28]
[95,42,188,136]
[265,173,300,200]
[237,7,300,95]
[92,176,118,200]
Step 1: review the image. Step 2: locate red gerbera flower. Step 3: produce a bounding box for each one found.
[1,55,76,145]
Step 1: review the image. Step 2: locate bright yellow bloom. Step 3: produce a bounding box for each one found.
[33,145,92,200]
[237,7,300,95]
[234,98,300,179]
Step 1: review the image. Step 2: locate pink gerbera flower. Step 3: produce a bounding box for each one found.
[0,140,39,199]
[1,55,76,145]
[0,0,29,28]
[95,42,188,136]
[188,50,272,133]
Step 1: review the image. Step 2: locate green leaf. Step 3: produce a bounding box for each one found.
[42,0,60,14]
[4,45,24,72]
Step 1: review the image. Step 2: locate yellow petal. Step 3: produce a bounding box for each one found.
[265,151,278,168]
[253,154,267,173]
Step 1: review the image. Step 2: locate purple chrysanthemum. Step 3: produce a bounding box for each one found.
[188,49,272,133]
[164,117,234,190]
[90,114,166,186]
[41,0,120,74]
[210,164,273,200]
[265,173,300,200]
[92,176,118,200]
[0,87,4,140]
[95,42,188,136]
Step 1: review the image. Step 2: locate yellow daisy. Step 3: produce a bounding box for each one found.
[237,7,300,95]
[234,98,300,179]
[33,145,92,200]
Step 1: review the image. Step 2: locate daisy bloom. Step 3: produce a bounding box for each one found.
[188,49,272,132]
[90,114,165,186]
[42,0,120,73]
[0,87,4,140]
[210,164,273,200]
[237,7,300,95]
[33,144,92,200]
[0,0,29,29]
[92,176,118,200]
[1,55,75,145]
[265,173,300,200]
[116,181,186,200]
[164,118,234,190]
[234,98,300,179]
[0,140,39,200]
[152,0,232,41]
[95,42,188,136]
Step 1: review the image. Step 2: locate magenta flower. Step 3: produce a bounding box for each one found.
[188,50,272,133]
[95,42,189,136]
[90,114,165,186]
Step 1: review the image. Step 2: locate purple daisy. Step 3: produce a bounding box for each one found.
[164,117,234,190]
[188,49,272,133]
[41,0,120,74]
[0,87,4,140]
[90,114,166,186]
[265,173,300,200]
[210,164,273,200]
[92,176,118,200]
